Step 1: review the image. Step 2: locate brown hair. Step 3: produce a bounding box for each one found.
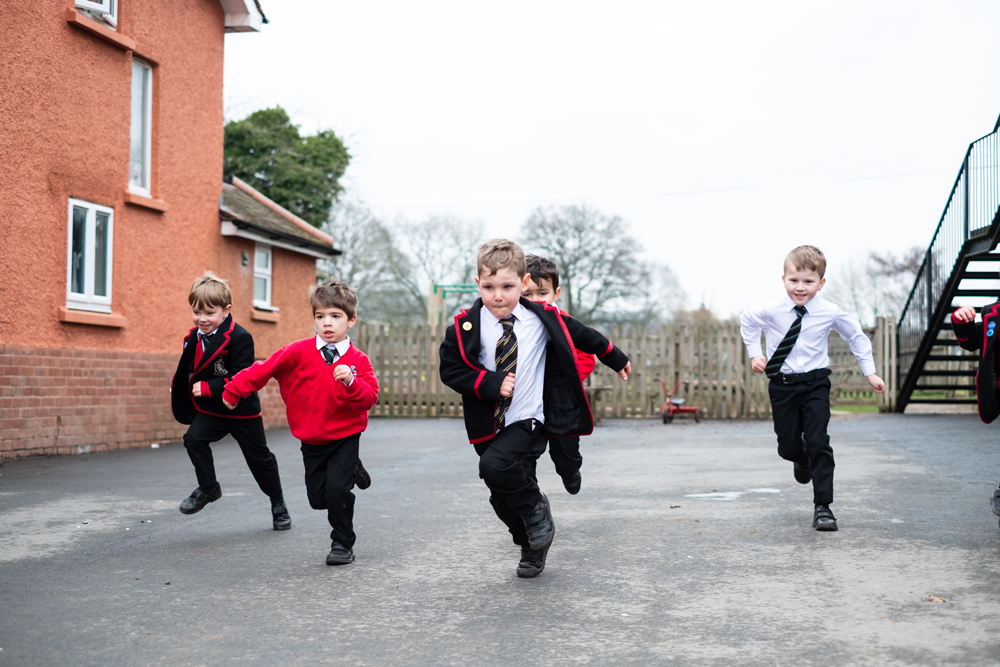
[309,280,358,319]
[188,271,232,309]
[525,254,559,290]
[784,245,827,278]
[477,238,526,278]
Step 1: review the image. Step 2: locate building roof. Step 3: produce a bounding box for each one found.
[220,177,339,256]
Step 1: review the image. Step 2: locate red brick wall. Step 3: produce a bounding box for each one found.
[0,345,289,460]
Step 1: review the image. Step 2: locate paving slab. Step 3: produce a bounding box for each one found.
[2,414,1000,666]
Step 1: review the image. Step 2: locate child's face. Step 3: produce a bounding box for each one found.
[782,265,825,306]
[191,303,231,335]
[477,267,529,321]
[315,306,356,344]
[524,276,560,306]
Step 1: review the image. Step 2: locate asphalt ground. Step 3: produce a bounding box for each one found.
[2,414,1000,666]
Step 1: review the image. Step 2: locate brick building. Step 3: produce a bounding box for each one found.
[0,1,338,458]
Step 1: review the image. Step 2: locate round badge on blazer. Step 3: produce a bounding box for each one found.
[462,322,473,331]
[990,321,996,329]
[989,329,995,337]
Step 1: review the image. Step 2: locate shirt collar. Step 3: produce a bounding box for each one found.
[315,335,351,356]
[781,294,816,312]
[199,327,219,338]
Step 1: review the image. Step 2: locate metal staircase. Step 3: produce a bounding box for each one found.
[896,117,1000,411]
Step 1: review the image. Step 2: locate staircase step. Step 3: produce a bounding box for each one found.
[959,271,1000,280]
[953,289,1000,297]
[925,355,977,361]
[932,339,964,346]
[912,384,976,390]
[920,370,977,376]
[907,398,978,404]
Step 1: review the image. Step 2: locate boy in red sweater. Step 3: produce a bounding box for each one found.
[524,255,596,495]
[222,281,379,565]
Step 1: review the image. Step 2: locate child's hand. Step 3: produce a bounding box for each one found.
[952,306,977,324]
[751,356,767,373]
[191,382,203,397]
[223,398,236,410]
[500,373,515,398]
[618,361,632,381]
[867,374,886,394]
[333,364,354,386]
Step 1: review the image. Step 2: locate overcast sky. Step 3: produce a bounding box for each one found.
[223,1,1000,317]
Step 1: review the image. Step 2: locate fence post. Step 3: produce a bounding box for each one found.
[876,316,897,412]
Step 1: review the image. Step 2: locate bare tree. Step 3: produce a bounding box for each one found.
[520,204,677,324]
[823,247,923,326]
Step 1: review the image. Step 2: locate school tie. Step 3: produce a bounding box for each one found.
[766,305,807,378]
[322,346,339,365]
[199,332,214,351]
[494,316,517,428]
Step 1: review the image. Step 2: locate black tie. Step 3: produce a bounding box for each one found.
[322,346,339,365]
[766,305,807,378]
[494,316,517,428]
[200,332,214,351]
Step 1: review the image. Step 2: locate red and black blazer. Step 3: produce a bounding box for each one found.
[170,314,262,424]
[439,296,629,443]
[953,299,1000,423]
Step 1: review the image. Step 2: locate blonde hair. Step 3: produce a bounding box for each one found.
[477,238,526,278]
[784,245,827,278]
[188,271,232,309]
[309,281,358,319]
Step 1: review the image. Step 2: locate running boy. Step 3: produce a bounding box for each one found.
[740,245,885,531]
[170,272,291,530]
[222,281,379,565]
[523,254,596,495]
[440,239,631,578]
[951,302,1000,524]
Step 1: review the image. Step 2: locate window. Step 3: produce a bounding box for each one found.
[75,0,117,28]
[66,199,114,313]
[253,244,273,310]
[129,59,152,195]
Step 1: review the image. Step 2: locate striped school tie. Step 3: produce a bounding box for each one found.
[765,305,807,378]
[494,316,517,428]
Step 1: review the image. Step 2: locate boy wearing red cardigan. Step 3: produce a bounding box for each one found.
[223,281,379,565]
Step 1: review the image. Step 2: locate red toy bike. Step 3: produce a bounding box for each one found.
[655,378,703,424]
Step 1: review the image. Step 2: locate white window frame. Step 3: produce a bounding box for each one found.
[128,58,153,196]
[253,243,274,310]
[75,0,117,28]
[66,198,115,314]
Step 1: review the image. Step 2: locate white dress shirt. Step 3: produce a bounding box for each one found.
[316,335,354,385]
[478,303,550,424]
[739,295,875,376]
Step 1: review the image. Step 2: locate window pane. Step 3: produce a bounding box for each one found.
[71,206,87,295]
[256,249,269,270]
[129,62,149,189]
[94,212,109,297]
[254,277,267,302]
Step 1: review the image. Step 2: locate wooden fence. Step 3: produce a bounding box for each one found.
[353,321,890,420]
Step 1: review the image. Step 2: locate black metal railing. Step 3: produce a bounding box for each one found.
[898,128,1000,394]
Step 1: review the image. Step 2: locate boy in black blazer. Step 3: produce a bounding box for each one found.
[439,239,631,578]
[952,303,1000,523]
[170,272,290,530]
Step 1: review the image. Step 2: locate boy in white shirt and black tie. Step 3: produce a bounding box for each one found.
[740,246,885,531]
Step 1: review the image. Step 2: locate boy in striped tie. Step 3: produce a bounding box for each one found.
[740,246,885,531]
[440,239,631,577]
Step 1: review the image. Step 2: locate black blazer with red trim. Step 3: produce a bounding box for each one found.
[171,314,261,424]
[439,297,629,443]
[953,299,1000,423]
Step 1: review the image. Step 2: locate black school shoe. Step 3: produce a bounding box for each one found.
[522,493,556,551]
[179,485,222,514]
[813,504,838,531]
[353,459,371,490]
[271,498,292,530]
[562,471,582,495]
[326,543,355,565]
[516,544,550,578]
[991,487,1000,518]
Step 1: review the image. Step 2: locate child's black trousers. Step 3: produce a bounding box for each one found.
[474,418,545,548]
[183,413,284,501]
[768,373,835,506]
[301,433,360,549]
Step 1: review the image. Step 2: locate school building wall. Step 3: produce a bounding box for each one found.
[0,2,315,459]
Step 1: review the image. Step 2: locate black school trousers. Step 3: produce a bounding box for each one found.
[474,418,545,548]
[768,373,835,506]
[545,435,583,479]
[183,413,283,501]
[301,433,360,549]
